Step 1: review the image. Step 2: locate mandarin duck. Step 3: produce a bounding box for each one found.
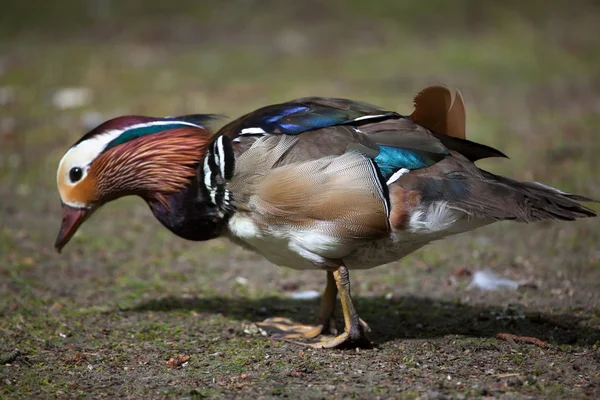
[55,86,597,349]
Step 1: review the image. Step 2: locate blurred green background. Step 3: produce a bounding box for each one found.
[1,1,599,398]
[2,0,599,191]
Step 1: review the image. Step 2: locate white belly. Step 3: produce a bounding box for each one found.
[227,214,319,270]
[226,202,491,271]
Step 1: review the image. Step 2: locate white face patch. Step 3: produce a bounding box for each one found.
[56,128,125,203]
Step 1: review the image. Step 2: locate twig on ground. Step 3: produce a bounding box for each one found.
[492,373,521,378]
[496,333,549,348]
[1,349,20,364]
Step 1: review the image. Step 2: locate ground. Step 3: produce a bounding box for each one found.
[1,1,600,399]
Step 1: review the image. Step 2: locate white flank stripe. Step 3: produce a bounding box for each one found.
[240,127,266,135]
[365,160,390,217]
[353,114,388,122]
[216,136,226,178]
[386,168,409,185]
[213,142,220,176]
[203,156,212,190]
[223,190,230,204]
[209,188,217,205]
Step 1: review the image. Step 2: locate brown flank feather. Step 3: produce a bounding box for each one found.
[254,152,390,239]
[388,185,422,231]
[91,128,212,208]
[230,136,389,241]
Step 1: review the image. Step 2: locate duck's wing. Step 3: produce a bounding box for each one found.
[219,96,506,166]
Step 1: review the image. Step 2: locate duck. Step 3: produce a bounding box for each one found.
[55,86,597,349]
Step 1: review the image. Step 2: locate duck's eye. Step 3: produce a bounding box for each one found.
[69,167,83,183]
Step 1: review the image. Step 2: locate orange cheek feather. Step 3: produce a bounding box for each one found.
[58,174,99,205]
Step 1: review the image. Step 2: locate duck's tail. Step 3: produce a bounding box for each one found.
[476,170,597,222]
[406,85,596,222]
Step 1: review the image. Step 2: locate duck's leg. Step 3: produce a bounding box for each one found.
[256,271,338,339]
[307,265,371,349]
[303,271,338,338]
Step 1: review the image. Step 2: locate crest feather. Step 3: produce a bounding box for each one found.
[91,127,212,206]
[74,114,222,151]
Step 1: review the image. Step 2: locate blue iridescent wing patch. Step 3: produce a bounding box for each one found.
[240,104,398,135]
[374,145,446,178]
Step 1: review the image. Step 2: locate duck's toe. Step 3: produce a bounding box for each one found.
[283,318,371,349]
[255,317,337,340]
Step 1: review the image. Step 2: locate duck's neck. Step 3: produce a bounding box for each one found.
[144,177,226,242]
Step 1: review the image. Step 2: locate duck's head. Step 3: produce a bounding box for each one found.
[55,115,218,253]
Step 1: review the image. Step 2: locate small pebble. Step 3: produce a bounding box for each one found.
[235,276,249,286]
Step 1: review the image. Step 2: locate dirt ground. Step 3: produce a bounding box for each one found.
[1,1,600,399]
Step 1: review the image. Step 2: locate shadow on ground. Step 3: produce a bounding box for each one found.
[130,294,600,347]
